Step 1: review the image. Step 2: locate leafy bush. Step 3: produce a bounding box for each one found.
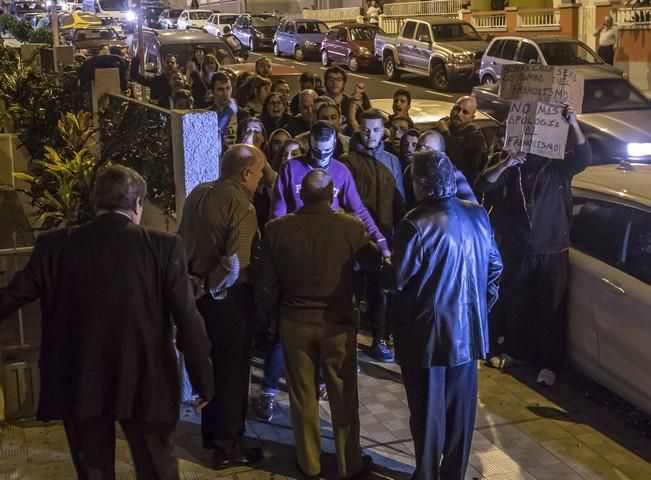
[29,27,53,46]
[0,14,19,33]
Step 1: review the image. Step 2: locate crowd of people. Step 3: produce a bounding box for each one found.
[0,47,592,480]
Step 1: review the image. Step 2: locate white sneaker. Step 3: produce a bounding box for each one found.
[536,368,556,386]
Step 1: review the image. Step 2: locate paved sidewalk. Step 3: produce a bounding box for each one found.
[1,333,650,479]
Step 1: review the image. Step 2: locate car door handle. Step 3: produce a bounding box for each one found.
[600,277,626,295]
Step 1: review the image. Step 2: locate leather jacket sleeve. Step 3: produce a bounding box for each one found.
[380,218,422,292]
[487,233,503,311]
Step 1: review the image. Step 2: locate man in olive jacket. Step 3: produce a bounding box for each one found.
[0,166,214,480]
[382,151,502,480]
[257,169,381,479]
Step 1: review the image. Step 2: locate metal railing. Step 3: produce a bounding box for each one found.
[383,0,462,17]
[614,7,651,27]
[301,6,362,23]
[517,9,561,31]
[472,12,508,32]
[378,15,404,35]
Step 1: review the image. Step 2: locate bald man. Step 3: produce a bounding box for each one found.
[257,169,381,479]
[178,144,265,469]
[286,89,319,136]
[433,96,488,188]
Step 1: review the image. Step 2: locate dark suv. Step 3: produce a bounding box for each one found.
[231,13,280,52]
[131,29,244,76]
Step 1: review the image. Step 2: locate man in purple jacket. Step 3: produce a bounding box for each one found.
[252,121,388,424]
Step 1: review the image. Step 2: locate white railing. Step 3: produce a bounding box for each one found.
[302,6,361,23]
[517,9,560,31]
[383,0,462,17]
[378,15,404,35]
[614,7,651,28]
[280,12,304,20]
[472,13,507,32]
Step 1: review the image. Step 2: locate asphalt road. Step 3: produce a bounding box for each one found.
[247,50,472,105]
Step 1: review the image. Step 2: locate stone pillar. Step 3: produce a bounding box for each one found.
[559,3,581,38]
[91,68,121,118]
[170,110,220,216]
[505,6,518,34]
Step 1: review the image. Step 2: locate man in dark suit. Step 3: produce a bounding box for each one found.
[257,169,381,479]
[382,150,502,480]
[0,165,214,480]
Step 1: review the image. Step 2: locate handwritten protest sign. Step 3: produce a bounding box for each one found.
[499,64,584,112]
[499,65,584,159]
[503,102,569,159]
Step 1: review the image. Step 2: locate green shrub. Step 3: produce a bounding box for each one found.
[29,27,53,46]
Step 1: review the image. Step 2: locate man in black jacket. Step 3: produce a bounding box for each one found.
[0,165,214,479]
[382,150,502,480]
[130,47,179,108]
[477,104,591,386]
[433,96,487,188]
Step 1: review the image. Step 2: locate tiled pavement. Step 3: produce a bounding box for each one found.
[1,334,650,480]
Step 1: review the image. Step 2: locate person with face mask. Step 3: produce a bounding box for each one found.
[295,103,350,159]
[341,109,404,362]
[433,96,488,189]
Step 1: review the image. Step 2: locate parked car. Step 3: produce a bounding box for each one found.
[12,0,46,19]
[203,13,237,37]
[569,163,651,415]
[321,23,382,72]
[472,73,651,165]
[99,15,123,36]
[479,36,623,85]
[231,13,280,52]
[374,16,488,91]
[58,11,102,40]
[176,9,212,31]
[273,19,328,60]
[141,5,164,28]
[69,26,127,57]
[158,8,182,29]
[131,29,241,77]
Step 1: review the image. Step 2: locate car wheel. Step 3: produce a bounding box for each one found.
[249,37,255,52]
[482,73,496,85]
[347,55,359,72]
[321,49,330,66]
[383,55,400,81]
[273,43,281,57]
[430,63,449,91]
[294,45,304,61]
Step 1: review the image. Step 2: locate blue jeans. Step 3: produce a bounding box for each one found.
[261,336,284,395]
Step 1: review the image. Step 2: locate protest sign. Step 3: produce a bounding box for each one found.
[499,64,584,112]
[503,101,569,159]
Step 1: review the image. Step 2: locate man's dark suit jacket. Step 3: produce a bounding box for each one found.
[0,212,214,423]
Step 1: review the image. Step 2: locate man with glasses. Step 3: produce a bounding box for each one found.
[323,66,352,133]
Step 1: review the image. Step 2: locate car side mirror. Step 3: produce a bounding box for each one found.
[528,58,539,64]
[144,62,157,73]
[417,34,430,43]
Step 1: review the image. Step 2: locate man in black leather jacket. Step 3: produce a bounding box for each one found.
[476,104,591,387]
[382,150,502,480]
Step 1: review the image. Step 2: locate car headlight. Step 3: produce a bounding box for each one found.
[627,143,651,158]
[305,40,317,47]
[359,46,371,55]
[126,10,136,22]
[451,53,472,64]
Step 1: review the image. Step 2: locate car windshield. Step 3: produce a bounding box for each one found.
[582,79,651,113]
[432,23,480,41]
[162,43,236,69]
[100,17,117,26]
[294,22,328,34]
[351,27,380,41]
[97,0,128,11]
[190,11,211,20]
[143,7,163,16]
[16,3,46,12]
[74,28,117,40]
[219,15,237,23]
[252,16,279,27]
[169,9,182,17]
[539,41,601,65]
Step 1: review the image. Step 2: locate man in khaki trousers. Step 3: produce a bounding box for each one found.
[257,169,381,479]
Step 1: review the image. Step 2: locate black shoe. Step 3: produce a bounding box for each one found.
[296,461,321,480]
[211,446,263,470]
[341,454,373,480]
[253,393,276,422]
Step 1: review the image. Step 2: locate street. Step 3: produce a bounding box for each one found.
[247,51,468,103]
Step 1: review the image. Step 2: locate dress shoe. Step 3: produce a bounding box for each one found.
[340,454,373,480]
[211,446,263,470]
[296,461,320,479]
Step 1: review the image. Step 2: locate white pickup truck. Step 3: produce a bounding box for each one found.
[374,16,488,91]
